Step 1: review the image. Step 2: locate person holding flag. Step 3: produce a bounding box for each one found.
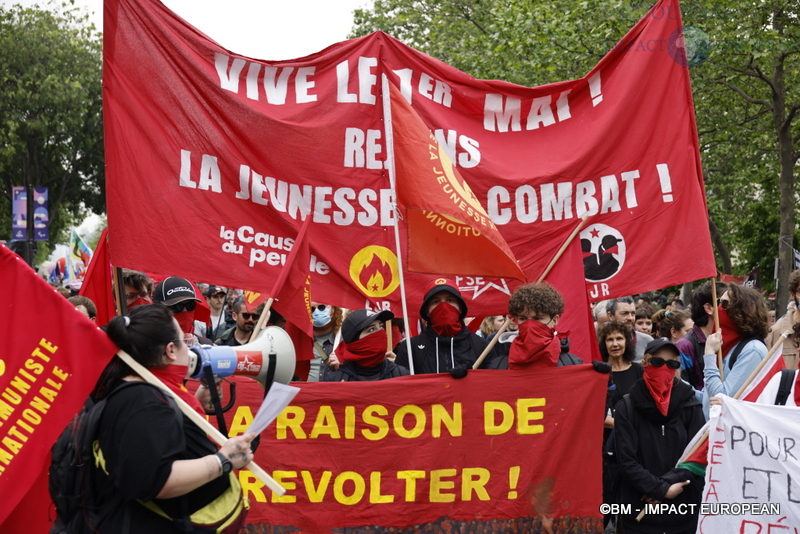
[323,309,409,382]
[78,304,254,533]
[395,278,493,374]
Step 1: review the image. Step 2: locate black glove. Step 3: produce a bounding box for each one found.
[592,360,612,374]
[449,364,469,379]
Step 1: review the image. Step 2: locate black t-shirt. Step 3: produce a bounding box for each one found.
[91,381,229,533]
[607,363,644,414]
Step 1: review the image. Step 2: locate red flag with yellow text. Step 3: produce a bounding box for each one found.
[387,81,526,282]
[0,245,118,526]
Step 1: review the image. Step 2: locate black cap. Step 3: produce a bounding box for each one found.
[644,337,680,357]
[341,309,394,344]
[153,277,202,306]
[204,285,226,298]
[419,277,467,321]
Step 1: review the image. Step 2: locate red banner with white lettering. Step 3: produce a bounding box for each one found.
[0,245,119,526]
[104,0,713,330]
[214,366,607,532]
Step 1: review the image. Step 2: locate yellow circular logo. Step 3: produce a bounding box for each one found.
[349,246,400,298]
[434,278,448,285]
[438,144,489,216]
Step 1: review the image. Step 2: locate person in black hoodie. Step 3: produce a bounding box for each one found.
[613,338,705,534]
[324,309,409,382]
[395,278,492,374]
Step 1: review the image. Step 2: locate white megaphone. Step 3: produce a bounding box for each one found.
[186,326,296,386]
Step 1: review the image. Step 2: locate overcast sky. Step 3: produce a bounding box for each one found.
[1,0,372,59]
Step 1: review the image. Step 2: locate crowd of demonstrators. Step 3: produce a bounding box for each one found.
[702,284,769,417]
[611,338,705,534]
[606,297,653,362]
[395,278,492,373]
[323,309,409,381]
[488,283,582,370]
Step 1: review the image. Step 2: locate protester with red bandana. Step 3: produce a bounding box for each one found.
[81,304,253,533]
[703,284,769,418]
[395,278,493,374]
[122,269,153,310]
[488,282,583,369]
[612,338,705,534]
[323,309,409,382]
[153,276,212,345]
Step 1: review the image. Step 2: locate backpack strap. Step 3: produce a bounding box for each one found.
[728,337,767,369]
[775,369,796,406]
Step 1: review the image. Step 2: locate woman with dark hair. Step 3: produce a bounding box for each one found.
[675,281,726,391]
[598,321,643,529]
[87,304,254,533]
[704,284,769,417]
[599,321,643,428]
[613,339,705,533]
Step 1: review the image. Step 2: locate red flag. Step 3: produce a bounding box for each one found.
[0,245,118,524]
[78,228,115,326]
[542,234,602,362]
[243,217,314,338]
[387,80,526,282]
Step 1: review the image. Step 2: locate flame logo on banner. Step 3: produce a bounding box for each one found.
[349,246,400,298]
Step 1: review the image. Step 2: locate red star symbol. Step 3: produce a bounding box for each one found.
[372,284,379,291]
[590,228,600,238]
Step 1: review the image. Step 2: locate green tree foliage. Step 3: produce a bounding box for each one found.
[352,1,800,305]
[0,2,104,257]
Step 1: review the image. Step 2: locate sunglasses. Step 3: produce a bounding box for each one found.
[314,304,328,311]
[169,301,197,313]
[649,356,681,370]
[717,298,730,310]
[240,312,258,321]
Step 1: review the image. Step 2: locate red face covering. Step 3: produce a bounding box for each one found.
[173,310,195,335]
[644,363,675,416]
[508,320,561,370]
[128,297,150,310]
[429,302,462,337]
[149,364,206,417]
[337,329,387,368]
[717,307,743,359]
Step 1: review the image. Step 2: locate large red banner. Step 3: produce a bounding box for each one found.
[0,245,119,527]
[104,0,713,317]
[218,366,607,531]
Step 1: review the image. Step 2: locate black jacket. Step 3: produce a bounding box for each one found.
[613,379,705,534]
[214,326,241,346]
[394,325,492,374]
[323,360,409,382]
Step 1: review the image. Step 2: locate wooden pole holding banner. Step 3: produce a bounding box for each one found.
[635,332,789,522]
[710,278,723,381]
[112,266,126,317]
[249,298,274,343]
[381,73,415,374]
[472,214,591,369]
[387,322,393,353]
[117,350,286,496]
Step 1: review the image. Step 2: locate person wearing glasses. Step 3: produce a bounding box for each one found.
[702,284,769,418]
[81,304,254,533]
[122,269,153,311]
[612,338,705,534]
[152,276,210,345]
[214,296,265,347]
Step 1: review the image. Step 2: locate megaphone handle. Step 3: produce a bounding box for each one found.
[202,365,228,437]
[204,381,237,415]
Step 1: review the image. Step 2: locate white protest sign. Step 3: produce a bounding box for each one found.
[699,396,799,533]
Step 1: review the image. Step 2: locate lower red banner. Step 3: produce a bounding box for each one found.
[218,367,607,532]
